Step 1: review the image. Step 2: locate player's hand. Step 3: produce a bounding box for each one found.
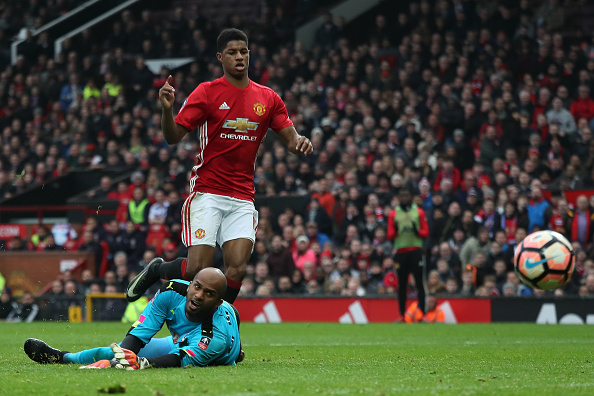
[110,343,146,370]
[159,75,175,110]
[295,135,313,155]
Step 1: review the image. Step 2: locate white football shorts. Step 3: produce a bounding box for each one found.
[181,192,258,247]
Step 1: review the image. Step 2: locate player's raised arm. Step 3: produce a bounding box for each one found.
[277,126,313,156]
[160,75,190,144]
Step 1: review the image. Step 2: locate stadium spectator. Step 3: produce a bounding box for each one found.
[147,188,170,225]
[102,284,127,320]
[6,292,39,323]
[40,280,68,321]
[164,190,183,239]
[276,276,293,296]
[443,277,459,296]
[505,271,533,297]
[0,287,18,320]
[8,236,28,251]
[266,234,295,280]
[570,85,594,123]
[115,221,146,265]
[292,235,317,274]
[86,175,116,199]
[458,269,476,297]
[566,195,593,249]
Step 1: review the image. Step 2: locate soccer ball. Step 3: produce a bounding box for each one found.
[514,230,575,290]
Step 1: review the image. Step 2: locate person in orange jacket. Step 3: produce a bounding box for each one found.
[404,294,445,323]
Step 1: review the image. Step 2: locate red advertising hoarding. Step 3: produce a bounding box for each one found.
[0,224,27,239]
[234,297,491,323]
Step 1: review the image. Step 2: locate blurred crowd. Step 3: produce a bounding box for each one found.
[2,0,594,320]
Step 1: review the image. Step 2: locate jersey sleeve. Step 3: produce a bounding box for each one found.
[417,207,430,238]
[175,83,208,131]
[178,332,230,367]
[128,287,171,344]
[268,91,293,133]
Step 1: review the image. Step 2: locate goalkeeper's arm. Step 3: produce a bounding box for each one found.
[119,335,182,368]
[146,354,182,368]
[110,343,182,369]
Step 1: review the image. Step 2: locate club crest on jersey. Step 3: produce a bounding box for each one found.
[253,102,266,116]
[195,229,205,239]
[198,336,211,350]
[222,118,259,133]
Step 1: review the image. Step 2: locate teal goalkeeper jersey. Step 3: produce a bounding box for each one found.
[129,279,241,366]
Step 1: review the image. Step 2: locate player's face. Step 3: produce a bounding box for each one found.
[185,275,222,321]
[217,40,249,80]
[399,191,411,206]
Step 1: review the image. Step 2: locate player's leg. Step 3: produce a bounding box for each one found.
[221,238,252,303]
[219,199,257,303]
[24,338,71,364]
[395,252,411,318]
[126,193,220,301]
[411,250,427,314]
[62,336,173,366]
[63,347,114,364]
[24,338,115,365]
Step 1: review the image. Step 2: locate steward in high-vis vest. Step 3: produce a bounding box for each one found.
[387,188,430,320]
[128,186,151,229]
[404,294,445,323]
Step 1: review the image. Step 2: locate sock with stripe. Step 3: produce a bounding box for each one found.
[224,277,242,304]
[157,258,189,281]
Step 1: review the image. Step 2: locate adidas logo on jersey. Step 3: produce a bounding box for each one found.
[219,102,230,110]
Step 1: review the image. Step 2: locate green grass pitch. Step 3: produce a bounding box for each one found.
[0,322,592,395]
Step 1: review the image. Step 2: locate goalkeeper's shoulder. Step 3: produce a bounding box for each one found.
[158,279,189,295]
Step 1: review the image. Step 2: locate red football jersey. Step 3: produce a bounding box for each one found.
[175,77,293,201]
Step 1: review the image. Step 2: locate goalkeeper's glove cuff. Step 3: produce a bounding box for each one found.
[138,357,151,369]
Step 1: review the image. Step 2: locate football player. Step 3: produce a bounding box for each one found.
[24,268,243,369]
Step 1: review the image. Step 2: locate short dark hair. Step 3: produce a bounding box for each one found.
[217,28,248,53]
[398,188,412,196]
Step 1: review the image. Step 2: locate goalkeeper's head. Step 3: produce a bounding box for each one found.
[185,268,227,322]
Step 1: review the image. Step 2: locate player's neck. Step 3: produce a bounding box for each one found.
[186,309,214,323]
[224,73,249,89]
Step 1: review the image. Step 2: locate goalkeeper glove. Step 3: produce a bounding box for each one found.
[79,359,114,369]
[110,343,151,370]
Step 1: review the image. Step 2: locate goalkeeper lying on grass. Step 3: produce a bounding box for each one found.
[24,268,243,369]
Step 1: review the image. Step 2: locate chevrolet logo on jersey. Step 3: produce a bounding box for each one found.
[222,118,259,133]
